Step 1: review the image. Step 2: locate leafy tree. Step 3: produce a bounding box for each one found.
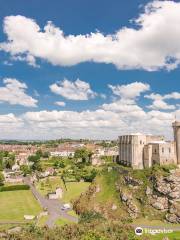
[3,158,15,169]
[54,160,65,168]
[20,165,31,176]
[28,154,42,171]
[0,172,4,186]
[80,211,104,224]
[28,154,40,163]
[42,151,50,158]
[83,169,97,182]
[36,150,43,158]
[74,148,92,163]
[0,158,3,171]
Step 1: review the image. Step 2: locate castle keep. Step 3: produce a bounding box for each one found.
[118,121,180,169]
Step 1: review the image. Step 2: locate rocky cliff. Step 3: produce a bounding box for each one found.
[73,165,180,224]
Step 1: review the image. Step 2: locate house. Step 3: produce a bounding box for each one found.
[48,187,63,199]
[50,150,75,158]
[12,164,20,171]
[3,169,23,183]
[40,167,55,178]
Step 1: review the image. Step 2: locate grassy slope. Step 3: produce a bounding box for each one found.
[74,165,180,227]
[63,182,90,203]
[55,217,74,226]
[0,190,42,221]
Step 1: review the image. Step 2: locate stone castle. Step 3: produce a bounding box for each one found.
[118,121,180,169]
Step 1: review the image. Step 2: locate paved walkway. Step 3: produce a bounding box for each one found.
[23,177,78,228]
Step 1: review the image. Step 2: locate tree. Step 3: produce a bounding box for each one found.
[28,154,42,171]
[36,150,43,158]
[28,154,40,163]
[0,172,4,186]
[83,169,97,182]
[42,151,50,158]
[4,158,15,169]
[20,165,31,176]
[74,148,92,163]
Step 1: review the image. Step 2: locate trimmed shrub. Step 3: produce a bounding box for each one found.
[0,184,30,192]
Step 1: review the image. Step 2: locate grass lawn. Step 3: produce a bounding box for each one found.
[67,210,78,217]
[37,215,49,227]
[0,190,42,221]
[62,182,90,203]
[133,218,180,227]
[143,232,180,240]
[36,176,90,203]
[55,217,74,226]
[36,176,63,196]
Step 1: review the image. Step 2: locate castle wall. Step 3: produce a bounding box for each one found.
[119,134,146,169]
[172,121,180,164]
[143,144,152,168]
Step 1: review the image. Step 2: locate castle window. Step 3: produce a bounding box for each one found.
[140,140,142,145]
[162,148,164,153]
[169,148,171,153]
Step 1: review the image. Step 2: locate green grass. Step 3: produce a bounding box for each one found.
[134,218,180,227]
[37,215,49,227]
[67,210,78,217]
[36,176,63,196]
[144,232,180,240]
[55,217,74,226]
[36,176,90,203]
[0,190,42,221]
[62,182,90,203]
[96,169,119,204]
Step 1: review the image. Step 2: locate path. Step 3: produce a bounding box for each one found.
[23,177,78,228]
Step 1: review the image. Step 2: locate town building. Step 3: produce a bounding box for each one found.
[118,121,180,169]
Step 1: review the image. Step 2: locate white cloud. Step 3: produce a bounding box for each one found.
[164,92,180,100]
[1,1,180,70]
[55,101,66,107]
[50,78,96,100]
[0,104,178,140]
[145,91,180,110]
[0,78,38,107]
[11,54,39,68]
[147,99,175,110]
[108,82,150,99]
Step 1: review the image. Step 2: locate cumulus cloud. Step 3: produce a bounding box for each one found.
[147,99,175,110]
[0,80,178,140]
[0,106,176,140]
[50,78,97,100]
[108,82,150,100]
[1,1,180,70]
[0,78,38,107]
[145,91,180,110]
[55,101,66,107]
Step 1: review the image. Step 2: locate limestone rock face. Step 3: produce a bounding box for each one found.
[165,213,180,223]
[124,176,143,186]
[120,191,138,218]
[149,169,180,223]
[146,186,153,195]
[151,196,168,210]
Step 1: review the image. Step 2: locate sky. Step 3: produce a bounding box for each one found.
[0,0,180,140]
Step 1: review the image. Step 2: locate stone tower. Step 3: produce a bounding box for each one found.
[172,121,180,164]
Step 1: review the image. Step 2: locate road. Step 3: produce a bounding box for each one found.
[23,177,78,228]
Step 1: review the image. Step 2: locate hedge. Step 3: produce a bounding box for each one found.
[0,184,30,192]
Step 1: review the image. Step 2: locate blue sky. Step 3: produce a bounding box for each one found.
[0,0,179,140]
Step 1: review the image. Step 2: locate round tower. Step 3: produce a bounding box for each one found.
[172,121,180,164]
